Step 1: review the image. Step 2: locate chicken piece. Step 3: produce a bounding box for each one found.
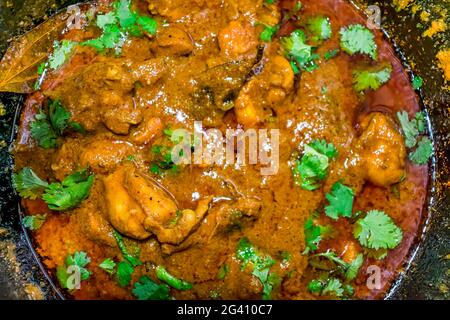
[100,94,143,135]
[151,26,194,56]
[130,58,167,86]
[78,138,136,174]
[162,196,261,254]
[102,167,151,240]
[129,117,163,145]
[102,164,212,244]
[357,112,406,187]
[148,197,212,245]
[218,20,258,60]
[235,55,294,127]
[75,201,116,247]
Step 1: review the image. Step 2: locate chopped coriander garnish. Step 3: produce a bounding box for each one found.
[353,210,403,250]
[116,261,134,287]
[345,253,364,281]
[303,215,332,254]
[324,48,339,60]
[22,214,47,231]
[132,276,170,300]
[217,264,229,280]
[412,75,423,90]
[82,0,157,54]
[112,230,142,267]
[30,111,58,149]
[312,251,364,281]
[281,30,319,73]
[307,16,332,41]
[56,251,91,289]
[30,100,85,149]
[352,64,392,92]
[99,258,116,274]
[324,182,355,220]
[13,167,49,199]
[42,169,94,211]
[397,111,422,148]
[156,266,193,291]
[236,238,279,299]
[322,278,344,297]
[292,140,338,191]
[339,24,377,60]
[48,40,76,70]
[260,25,279,42]
[409,136,433,165]
[396,111,432,164]
[308,277,346,297]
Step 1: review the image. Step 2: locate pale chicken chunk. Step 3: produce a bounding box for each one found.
[357,112,407,187]
[235,55,294,127]
[218,19,258,60]
[101,164,212,244]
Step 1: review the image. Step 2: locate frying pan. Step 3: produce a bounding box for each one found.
[0,0,448,300]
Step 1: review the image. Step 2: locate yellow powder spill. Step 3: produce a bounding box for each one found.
[423,19,447,37]
[437,49,450,81]
[420,11,431,22]
[393,0,413,11]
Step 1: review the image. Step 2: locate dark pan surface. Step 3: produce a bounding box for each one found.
[0,0,448,300]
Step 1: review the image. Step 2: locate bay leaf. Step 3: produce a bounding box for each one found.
[0,3,94,93]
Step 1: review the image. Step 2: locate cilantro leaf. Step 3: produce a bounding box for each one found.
[324,48,339,60]
[354,210,403,250]
[132,276,170,300]
[96,12,117,29]
[345,253,364,281]
[113,230,142,267]
[324,182,355,220]
[412,75,423,90]
[155,266,193,291]
[217,264,229,280]
[30,111,58,149]
[48,40,76,70]
[322,278,344,297]
[308,278,344,297]
[397,111,420,148]
[116,261,134,287]
[42,169,94,211]
[303,216,332,254]
[57,251,91,289]
[292,140,338,191]
[281,30,319,73]
[22,214,47,231]
[311,251,363,282]
[136,16,158,35]
[308,139,338,159]
[307,16,332,41]
[30,100,84,149]
[83,0,157,54]
[114,0,137,29]
[353,64,392,92]
[339,24,377,59]
[236,238,278,299]
[262,272,282,300]
[260,25,279,42]
[409,136,433,165]
[83,24,123,52]
[13,167,49,199]
[48,100,71,135]
[307,279,324,293]
[99,258,116,274]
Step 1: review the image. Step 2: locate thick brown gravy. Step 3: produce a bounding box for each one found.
[11,0,429,300]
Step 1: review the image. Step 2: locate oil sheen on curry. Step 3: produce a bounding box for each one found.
[5,0,432,300]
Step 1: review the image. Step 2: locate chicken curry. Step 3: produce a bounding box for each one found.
[3,0,432,299]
